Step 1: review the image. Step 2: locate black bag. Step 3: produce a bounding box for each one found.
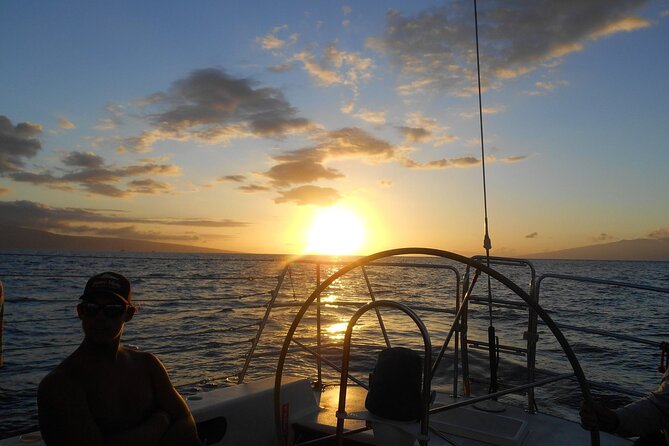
[364,347,423,421]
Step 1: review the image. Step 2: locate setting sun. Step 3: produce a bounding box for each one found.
[305,206,365,255]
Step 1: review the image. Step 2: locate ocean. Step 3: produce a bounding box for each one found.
[0,250,667,439]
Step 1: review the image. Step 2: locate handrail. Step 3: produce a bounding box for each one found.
[1,280,4,368]
[336,300,432,446]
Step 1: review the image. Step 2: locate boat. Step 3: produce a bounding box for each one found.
[1,249,667,445]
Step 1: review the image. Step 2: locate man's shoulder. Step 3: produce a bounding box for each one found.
[38,362,83,402]
[121,347,165,372]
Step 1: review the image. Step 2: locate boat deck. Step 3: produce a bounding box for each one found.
[295,385,632,446]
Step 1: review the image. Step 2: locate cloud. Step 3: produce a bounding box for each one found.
[0,115,43,173]
[400,112,456,146]
[62,151,105,168]
[397,126,431,143]
[58,117,75,130]
[524,80,570,96]
[0,200,249,236]
[127,178,172,194]
[525,232,538,239]
[592,233,616,242]
[238,184,270,193]
[0,187,10,196]
[263,159,344,187]
[648,227,669,240]
[369,1,651,95]
[292,43,373,88]
[400,156,480,169]
[124,68,314,152]
[274,185,340,206]
[460,106,505,119]
[218,175,246,183]
[269,63,294,72]
[8,151,181,197]
[256,25,299,50]
[353,109,386,124]
[96,103,126,130]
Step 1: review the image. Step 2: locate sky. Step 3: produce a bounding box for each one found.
[1,0,668,256]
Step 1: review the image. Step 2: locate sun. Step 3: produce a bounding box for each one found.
[305,206,365,255]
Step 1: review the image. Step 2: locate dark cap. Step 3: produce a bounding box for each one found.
[80,272,131,305]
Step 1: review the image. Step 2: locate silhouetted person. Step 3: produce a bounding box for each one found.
[580,369,669,445]
[38,272,202,446]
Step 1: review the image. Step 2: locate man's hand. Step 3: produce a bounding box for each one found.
[580,400,619,433]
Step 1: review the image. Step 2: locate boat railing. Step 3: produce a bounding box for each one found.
[530,273,669,409]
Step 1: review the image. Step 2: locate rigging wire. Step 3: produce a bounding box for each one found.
[473,0,499,395]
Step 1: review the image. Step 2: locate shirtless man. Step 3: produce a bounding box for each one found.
[37,272,202,446]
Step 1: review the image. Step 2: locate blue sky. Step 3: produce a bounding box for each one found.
[1,0,667,255]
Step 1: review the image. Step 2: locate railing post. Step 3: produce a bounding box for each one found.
[1,280,4,368]
[315,263,323,390]
[526,281,539,413]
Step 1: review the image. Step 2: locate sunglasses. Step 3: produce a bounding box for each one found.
[80,302,128,318]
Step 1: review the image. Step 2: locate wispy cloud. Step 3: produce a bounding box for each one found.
[7,150,181,197]
[352,108,386,124]
[369,1,651,95]
[0,200,249,239]
[256,25,299,50]
[57,117,75,130]
[648,226,669,240]
[525,232,538,239]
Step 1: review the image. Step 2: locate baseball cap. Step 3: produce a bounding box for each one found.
[80,272,132,305]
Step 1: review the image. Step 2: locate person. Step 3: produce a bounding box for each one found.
[37,272,202,446]
[580,368,669,445]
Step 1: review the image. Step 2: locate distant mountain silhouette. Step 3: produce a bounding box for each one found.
[525,238,669,261]
[0,225,233,254]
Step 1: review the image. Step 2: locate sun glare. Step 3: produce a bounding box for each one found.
[305,206,365,255]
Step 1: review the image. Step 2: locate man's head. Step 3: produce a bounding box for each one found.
[80,272,132,305]
[77,272,135,343]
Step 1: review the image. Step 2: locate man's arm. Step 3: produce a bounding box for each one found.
[38,372,170,446]
[145,352,202,446]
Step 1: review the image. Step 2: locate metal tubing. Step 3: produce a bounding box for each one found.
[1,280,3,368]
[361,266,391,349]
[272,248,600,446]
[237,265,289,384]
[316,264,322,388]
[430,372,574,415]
[335,300,432,446]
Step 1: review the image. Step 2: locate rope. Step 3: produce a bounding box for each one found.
[473,0,499,395]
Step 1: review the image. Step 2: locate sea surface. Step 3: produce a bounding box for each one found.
[0,250,668,439]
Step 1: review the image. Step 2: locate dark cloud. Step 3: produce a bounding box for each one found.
[274,185,340,206]
[62,151,105,168]
[525,232,538,239]
[238,184,270,193]
[370,1,650,94]
[397,126,432,143]
[218,175,246,183]
[127,179,171,194]
[126,68,314,152]
[263,159,343,187]
[8,152,181,198]
[0,115,43,173]
[0,200,249,234]
[57,224,200,242]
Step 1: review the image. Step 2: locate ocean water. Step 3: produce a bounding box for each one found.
[0,250,668,439]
